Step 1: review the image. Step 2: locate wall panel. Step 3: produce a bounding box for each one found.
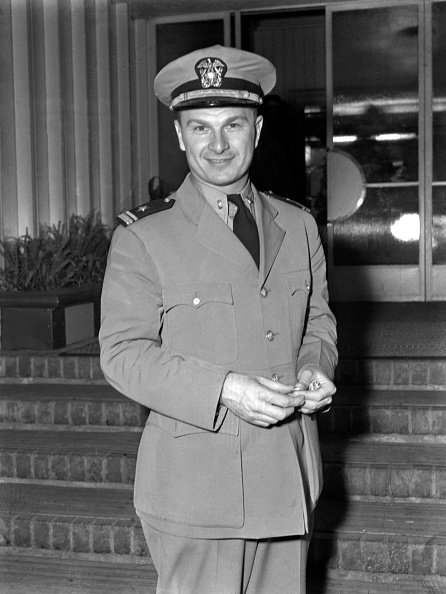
[1,0,134,241]
[11,0,34,236]
[95,0,114,226]
[43,0,65,224]
[114,2,132,213]
[0,0,18,239]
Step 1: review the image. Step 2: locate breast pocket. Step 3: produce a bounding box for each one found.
[284,271,311,350]
[163,283,238,364]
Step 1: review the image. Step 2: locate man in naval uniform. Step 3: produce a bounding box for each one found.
[99,45,337,594]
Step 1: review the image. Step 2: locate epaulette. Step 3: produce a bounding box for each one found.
[117,197,175,226]
[262,190,311,213]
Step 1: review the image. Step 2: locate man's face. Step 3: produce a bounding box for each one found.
[174,106,263,192]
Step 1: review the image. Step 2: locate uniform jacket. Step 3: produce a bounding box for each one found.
[99,174,337,539]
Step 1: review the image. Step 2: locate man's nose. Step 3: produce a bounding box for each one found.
[209,130,229,153]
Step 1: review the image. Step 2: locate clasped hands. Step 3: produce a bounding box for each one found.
[220,365,336,428]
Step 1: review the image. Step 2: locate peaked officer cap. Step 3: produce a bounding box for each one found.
[154,45,276,110]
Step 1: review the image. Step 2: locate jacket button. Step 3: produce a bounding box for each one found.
[193,297,201,306]
[272,373,279,382]
[266,330,274,341]
[260,287,268,298]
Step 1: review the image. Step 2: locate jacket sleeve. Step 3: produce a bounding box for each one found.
[296,213,338,379]
[99,225,228,431]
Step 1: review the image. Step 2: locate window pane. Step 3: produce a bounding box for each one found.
[333,186,419,265]
[333,7,419,183]
[433,186,446,265]
[433,2,446,183]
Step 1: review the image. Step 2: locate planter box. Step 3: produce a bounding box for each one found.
[0,284,101,350]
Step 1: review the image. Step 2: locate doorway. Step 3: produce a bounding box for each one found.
[143,1,446,301]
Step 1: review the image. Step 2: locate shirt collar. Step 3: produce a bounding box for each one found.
[190,176,254,213]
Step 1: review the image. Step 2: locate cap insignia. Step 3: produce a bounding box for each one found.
[194,57,227,89]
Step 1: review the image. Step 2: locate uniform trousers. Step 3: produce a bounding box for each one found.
[140,518,311,594]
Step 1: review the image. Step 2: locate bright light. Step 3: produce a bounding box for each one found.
[391,214,420,242]
[372,133,417,142]
[333,135,358,144]
[334,97,419,116]
[356,196,365,210]
[333,96,446,116]
[304,106,323,114]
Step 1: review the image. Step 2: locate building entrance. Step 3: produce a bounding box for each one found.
[145,1,446,301]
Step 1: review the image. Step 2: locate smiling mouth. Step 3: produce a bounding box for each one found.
[206,158,233,165]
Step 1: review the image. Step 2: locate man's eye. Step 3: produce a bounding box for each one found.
[227,122,240,129]
[193,125,207,132]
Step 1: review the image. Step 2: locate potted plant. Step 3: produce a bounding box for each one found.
[0,212,110,350]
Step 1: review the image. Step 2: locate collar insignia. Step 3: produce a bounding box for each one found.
[195,57,227,89]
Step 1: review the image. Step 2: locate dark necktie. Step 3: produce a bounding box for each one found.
[227,194,260,269]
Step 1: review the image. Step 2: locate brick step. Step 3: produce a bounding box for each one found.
[2,384,446,436]
[0,354,104,382]
[318,387,446,436]
[335,357,446,388]
[2,429,445,498]
[308,569,446,594]
[0,429,140,484]
[1,353,445,388]
[0,383,148,428]
[0,550,156,594]
[2,553,445,594]
[321,436,446,500]
[2,483,445,577]
[310,498,446,577]
[0,482,147,556]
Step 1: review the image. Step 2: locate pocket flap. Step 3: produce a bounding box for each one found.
[284,271,311,295]
[147,410,239,437]
[163,283,233,312]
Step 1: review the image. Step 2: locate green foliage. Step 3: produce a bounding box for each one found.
[0,213,110,292]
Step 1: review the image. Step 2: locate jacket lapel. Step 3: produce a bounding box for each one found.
[196,202,256,269]
[256,190,286,286]
[177,175,258,270]
[176,176,285,276]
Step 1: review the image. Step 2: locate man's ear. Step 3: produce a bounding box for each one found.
[174,118,186,152]
[254,114,263,149]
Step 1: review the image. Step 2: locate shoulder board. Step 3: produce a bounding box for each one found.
[117,197,176,226]
[262,190,311,213]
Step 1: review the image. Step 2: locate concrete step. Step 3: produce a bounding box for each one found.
[0,429,140,484]
[1,552,445,594]
[318,387,446,436]
[0,383,147,428]
[1,352,445,389]
[2,482,445,578]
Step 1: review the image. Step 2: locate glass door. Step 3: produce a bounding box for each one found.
[431,0,446,299]
[326,1,424,301]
